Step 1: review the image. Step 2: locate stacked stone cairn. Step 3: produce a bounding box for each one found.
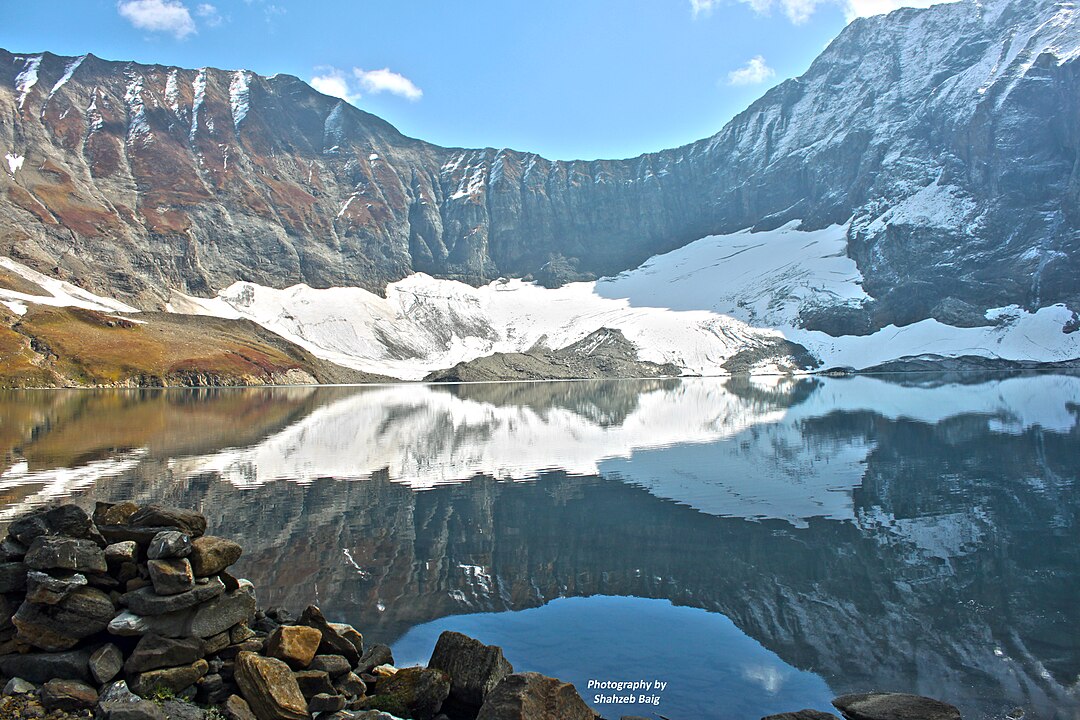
[0,502,605,720]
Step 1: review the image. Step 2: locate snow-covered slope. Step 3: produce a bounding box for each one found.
[165,221,1078,379]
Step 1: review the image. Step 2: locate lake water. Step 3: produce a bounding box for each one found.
[0,375,1077,720]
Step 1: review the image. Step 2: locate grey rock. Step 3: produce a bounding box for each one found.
[2,677,36,696]
[357,645,393,676]
[0,647,93,683]
[9,505,103,547]
[308,655,350,678]
[90,643,124,684]
[832,693,962,720]
[231,623,256,644]
[148,531,193,560]
[763,712,841,720]
[105,541,139,565]
[428,630,513,709]
[98,680,142,706]
[299,606,358,666]
[327,622,363,658]
[40,678,98,711]
[12,586,115,650]
[224,694,258,720]
[367,667,448,720]
[122,576,225,615]
[293,671,334,700]
[24,536,107,574]
[188,581,257,638]
[128,506,207,538]
[332,672,365,699]
[126,634,207,674]
[475,672,596,720]
[195,673,230,705]
[148,557,195,595]
[0,562,27,593]
[0,537,27,562]
[205,630,231,655]
[103,701,169,720]
[161,699,206,720]
[25,569,87,604]
[308,694,345,715]
[129,659,209,697]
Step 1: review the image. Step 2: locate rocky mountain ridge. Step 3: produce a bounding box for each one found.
[1,0,1077,337]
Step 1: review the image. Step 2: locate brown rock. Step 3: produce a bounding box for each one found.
[327,622,363,657]
[130,659,209,697]
[476,672,597,720]
[267,625,323,668]
[40,679,98,711]
[13,586,115,651]
[189,536,243,577]
[205,630,231,655]
[763,712,841,720]
[308,694,345,715]
[832,693,962,720]
[95,501,140,527]
[235,651,310,720]
[148,558,195,595]
[128,506,207,538]
[428,630,513,709]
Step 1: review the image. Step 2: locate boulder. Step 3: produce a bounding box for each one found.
[357,645,394,675]
[123,576,225,615]
[94,502,140,528]
[189,536,243,577]
[90,643,124,684]
[428,631,513,710]
[224,694,258,720]
[267,625,322,668]
[12,586,115,650]
[24,536,106,574]
[104,701,170,720]
[161,699,209,720]
[0,647,93,683]
[0,562,27,593]
[24,570,86,604]
[40,678,98,712]
[110,583,255,638]
[299,606,359,666]
[293,671,335,699]
[130,659,209,696]
[148,531,193,560]
[333,672,366,699]
[148,557,195,595]
[367,667,449,720]
[105,541,139,565]
[235,651,310,720]
[308,694,346,715]
[0,537,27,562]
[328,622,364,657]
[308,654,350,678]
[126,633,207,674]
[476,672,596,720]
[10,505,104,546]
[2,677,36,696]
[128,506,207,538]
[763,712,841,720]
[832,693,962,720]
[205,630,231,655]
[231,623,256,644]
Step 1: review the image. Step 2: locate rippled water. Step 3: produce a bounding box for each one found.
[0,375,1077,719]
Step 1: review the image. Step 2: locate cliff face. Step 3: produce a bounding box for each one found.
[1,0,1077,331]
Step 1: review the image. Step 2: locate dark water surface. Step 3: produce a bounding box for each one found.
[0,375,1077,719]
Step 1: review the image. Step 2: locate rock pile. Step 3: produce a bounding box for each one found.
[0,503,602,720]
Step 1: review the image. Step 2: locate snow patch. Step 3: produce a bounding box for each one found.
[14,55,41,110]
[124,75,152,146]
[165,69,181,116]
[190,68,207,142]
[229,70,250,128]
[0,257,141,315]
[47,55,85,100]
[5,153,24,175]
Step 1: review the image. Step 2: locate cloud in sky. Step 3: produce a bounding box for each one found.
[693,0,959,24]
[195,3,223,27]
[727,55,777,85]
[311,66,423,104]
[117,0,196,38]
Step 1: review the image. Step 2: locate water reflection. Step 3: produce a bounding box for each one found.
[0,375,1077,719]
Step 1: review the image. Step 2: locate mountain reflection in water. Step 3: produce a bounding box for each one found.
[0,374,1077,719]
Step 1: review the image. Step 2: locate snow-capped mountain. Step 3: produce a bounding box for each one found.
[0,0,1077,381]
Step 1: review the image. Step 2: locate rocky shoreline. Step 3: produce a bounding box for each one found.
[0,502,966,720]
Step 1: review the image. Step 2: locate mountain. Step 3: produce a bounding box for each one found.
[0,0,1078,382]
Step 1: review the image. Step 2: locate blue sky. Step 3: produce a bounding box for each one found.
[1,0,952,160]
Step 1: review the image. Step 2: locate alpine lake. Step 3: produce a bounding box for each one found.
[0,373,1077,720]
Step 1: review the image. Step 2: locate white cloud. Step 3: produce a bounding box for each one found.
[694,0,959,24]
[727,55,776,85]
[311,68,359,103]
[353,68,423,101]
[311,66,423,104]
[195,3,222,27]
[117,0,196,39]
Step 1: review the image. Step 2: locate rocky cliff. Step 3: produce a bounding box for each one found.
[1,0,1076,334]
